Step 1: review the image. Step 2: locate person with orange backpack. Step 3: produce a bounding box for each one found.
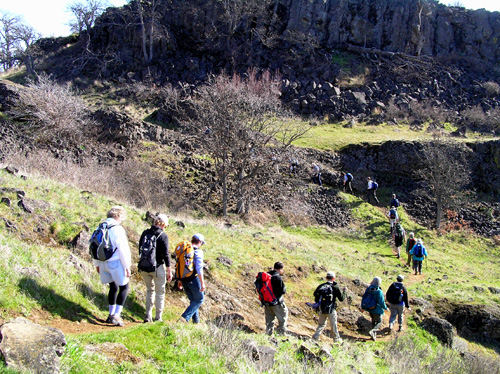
[175,233,206,323]
[256,262,288,335]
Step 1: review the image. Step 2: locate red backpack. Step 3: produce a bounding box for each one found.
[255,272,279,306]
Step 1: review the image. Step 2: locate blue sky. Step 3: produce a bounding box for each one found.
[0,0,499,38]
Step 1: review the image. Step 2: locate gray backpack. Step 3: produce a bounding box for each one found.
[89,222,117,261]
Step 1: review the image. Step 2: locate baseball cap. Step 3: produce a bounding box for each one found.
[397,275,404,282]
[326,271,335,279]
[193,233,206,245]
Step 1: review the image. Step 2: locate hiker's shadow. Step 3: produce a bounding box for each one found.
[18,277,145,325]
[18,277,100,324]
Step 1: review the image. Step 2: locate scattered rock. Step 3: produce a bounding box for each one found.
[85,342,141,364]
[297,344,323,366]
[217,255,233,267]
[0,317,66,374]
[1,197,11,206]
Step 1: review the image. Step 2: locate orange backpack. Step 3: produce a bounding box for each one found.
[175,240,195,279]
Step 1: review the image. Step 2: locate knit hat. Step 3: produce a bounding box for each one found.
[371,277,381,287]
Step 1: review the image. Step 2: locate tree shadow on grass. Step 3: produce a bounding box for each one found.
[18,277,145,324]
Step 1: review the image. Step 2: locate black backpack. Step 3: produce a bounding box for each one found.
[138,232,158,272]
[387,282,404,304]
[316,283,335,314]
[346,173,353,182]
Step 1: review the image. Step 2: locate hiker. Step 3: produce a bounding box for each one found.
[289,158,299,176]
[361,277,387,341]
[343,172,353,193]
[311,163,322,186]
[94,206,131,327]
[312,271,347,343]
[138,214,172,323]
[410,238,428,275]
[265,262,288,335]
[388,206,399,234]
[177,234,206,323]
[405,232,416,267]
[386,275,410,332]
[393,222,406,259]
[366,177,379,204]
[390,194,400,209]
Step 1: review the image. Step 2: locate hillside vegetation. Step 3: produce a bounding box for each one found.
[1,164,499,373]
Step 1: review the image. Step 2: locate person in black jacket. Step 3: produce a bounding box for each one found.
[265,261,288,335]
[312,271,346,343]
[138,214,172,323]
[385,275,410,332]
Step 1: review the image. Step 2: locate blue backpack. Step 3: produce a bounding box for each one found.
[413,244,423,257]
[372,181,378,190]
[361,287,378,310]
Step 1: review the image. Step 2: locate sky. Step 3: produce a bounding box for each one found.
[0,0,127,38]
[0,0,499,38]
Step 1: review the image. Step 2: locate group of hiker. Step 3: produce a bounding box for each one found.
[90,198,426,342]
[257,262,411,343]
[90,206,207,327]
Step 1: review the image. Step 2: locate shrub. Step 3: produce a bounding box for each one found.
[483,81,500,96]
[9,73,93,144]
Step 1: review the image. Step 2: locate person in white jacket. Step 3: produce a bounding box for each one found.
[94,206,131,327]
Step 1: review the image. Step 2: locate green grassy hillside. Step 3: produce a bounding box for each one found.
[1,167,499,373]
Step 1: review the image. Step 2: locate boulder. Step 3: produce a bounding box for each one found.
[242,339,276,372]
[421,316,455,346]
[0,317,66,374]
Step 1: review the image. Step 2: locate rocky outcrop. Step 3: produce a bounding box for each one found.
[0,317,66,374]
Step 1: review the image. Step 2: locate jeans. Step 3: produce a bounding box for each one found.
[181,276,204,323]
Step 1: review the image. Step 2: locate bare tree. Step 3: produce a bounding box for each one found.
[164,70,310,216]
[0,13,21,71]
[0,13,40,73]
[130,0,169,64]
[417,133,471,229]
[67,0,109,34]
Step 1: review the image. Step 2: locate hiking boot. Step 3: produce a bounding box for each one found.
[398,325,403,332]
[105,315,113,324]
[177,317,187,323]
[419,272,422,275]
[144,317,152,323]
[154,317,163,322]
[369,330,377,341]
[389,322,394,330]
[333,338,343,345]
[110,315,124,327]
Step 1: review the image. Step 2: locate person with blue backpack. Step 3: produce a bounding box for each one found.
[410,238,428,275]
[385,275,410,332]
[361,277,387,341]
[366,177,379,204]
[388,206,399,234]
[92,206,131,327]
